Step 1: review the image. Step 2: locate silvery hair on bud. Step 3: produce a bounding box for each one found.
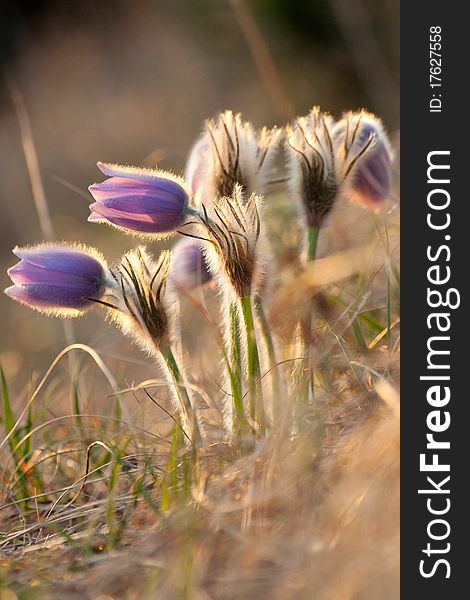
[334,110,394,204]
[193,110,282,202]
[286,106,339,228]
[197,185,266,302]
[106,247,177,355]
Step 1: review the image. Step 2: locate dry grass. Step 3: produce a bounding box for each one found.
[0,4,399,598]
[0,403,399,599]
[0,192,399,598]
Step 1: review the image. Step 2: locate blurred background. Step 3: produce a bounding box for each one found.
[0,0,399,383]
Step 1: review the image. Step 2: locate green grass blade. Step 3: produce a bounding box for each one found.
[0,365,16,442]
[351,318,369,354]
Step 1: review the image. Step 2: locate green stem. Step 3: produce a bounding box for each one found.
[229,302,242,389]
[229,302,246,431]
[241,295,265,431]
[160,345,201,446]
[186,206,203,218]
[307,223,320,262]
[297,223,321,405]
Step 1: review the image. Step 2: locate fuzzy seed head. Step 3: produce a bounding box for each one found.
[107,247,176,352]
[198,185,264,299]
[286,107,339,227]
[192,110,281,203]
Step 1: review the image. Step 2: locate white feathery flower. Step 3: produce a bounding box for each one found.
[197,185,265,300]
[286,106,338,227]
[106,247,176,354]
[187,110,282,203]
[286,107,394,227]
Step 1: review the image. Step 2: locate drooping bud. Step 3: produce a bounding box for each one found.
[286,107,338,227]
[5,243,108,317]
[170,238,212,291]
[88,162,189,237]
[198,110,281,201]
[336,110,393,209]
[107,247,175,352]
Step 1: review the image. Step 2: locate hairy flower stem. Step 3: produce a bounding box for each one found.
[307,224,320,262]
[186,206,203,218]
[298,223,321,405]
[241,295,265,432]
[306,225,321,352]
[159,344,202,446]
[228,301,247,432]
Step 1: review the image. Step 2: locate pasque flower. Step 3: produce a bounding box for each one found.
[286,107,393,229]
[106,247,176,352]
[194,185,267,431]
[5,243,108,316]
[336,110,393,209]
[187,110,281,202]
[286,107,339,228]
[88,162,190,237]
[170,238,212,291]
[105,247,201,443]
[198,185,264,300]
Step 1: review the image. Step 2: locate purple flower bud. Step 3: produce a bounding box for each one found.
[185,137,210,197]
[5,244,107,315]
[339,112,393,210]
[350,140,391,208]
[170,238,212,291]
[88,162,189,237]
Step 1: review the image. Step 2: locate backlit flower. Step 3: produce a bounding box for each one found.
[198,185,264,299]
[194,110,281,201]
[5,243,108,316]
[336,110,393,209]
[88,162,189,237]
[286,107,338,227]
[286,107,393,226]
[170,238,212,291]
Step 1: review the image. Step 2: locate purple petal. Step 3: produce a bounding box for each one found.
[101,194,186,221]
[97,162,185,191]
[89,196,187,233]
[13,246,104,280]
[170,239,212,290]
[5,284,98,309]
[89,177,187,203]
[88,170,188,235]
[8,261,95,288]
[94,190,186,216]
[88,178,152,202]
[89,202,158,224]
[89,208,183,233]
[351,143,391,207]
[6,245,106,311]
